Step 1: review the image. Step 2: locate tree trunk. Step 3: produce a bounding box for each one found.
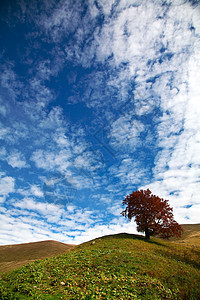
[145,228,150,240]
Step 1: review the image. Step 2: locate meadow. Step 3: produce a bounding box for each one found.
[0,230,199,299]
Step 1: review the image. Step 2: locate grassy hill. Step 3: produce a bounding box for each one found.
[0,233,199,299]
[0,240,75,273]
[171,224,200,246]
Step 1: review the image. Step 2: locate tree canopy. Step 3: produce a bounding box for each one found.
[121,189,183,240]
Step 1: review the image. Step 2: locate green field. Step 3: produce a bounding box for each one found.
[0,231,199,299]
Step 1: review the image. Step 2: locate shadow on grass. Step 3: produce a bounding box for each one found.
[100,233,167,247]
[156,248,200,270]
[101,233,200,269]
[99,233,200,269]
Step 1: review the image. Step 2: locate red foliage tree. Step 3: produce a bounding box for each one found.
[121,189,183,240]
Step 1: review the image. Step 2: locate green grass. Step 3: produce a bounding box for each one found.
[0,233,199,299]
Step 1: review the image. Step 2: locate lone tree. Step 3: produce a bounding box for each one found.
[121,189,183,240]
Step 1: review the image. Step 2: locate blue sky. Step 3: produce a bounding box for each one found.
[0,0,200,245]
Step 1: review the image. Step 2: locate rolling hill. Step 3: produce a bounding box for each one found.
[0,232,200,299]
[171,224,200,246]
[0,240,75,273]
[0,223,199,274]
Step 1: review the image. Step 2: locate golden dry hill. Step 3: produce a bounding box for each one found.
[0,240,75,273]
[169,224,200,247]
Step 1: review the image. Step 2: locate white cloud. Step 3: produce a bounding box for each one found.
[0,147,29,169]
[96,0,116,16]
[0,123,10,140]
[11,197,98,228]
[141,13,200,222]
[183,204,200,224]
[30,124,103,190]
[12,198,65,221]
[66,204,76,213]
[35,0,82,43]
[30,185,44,197]
[0,175,15,202]
[0,208,75,245]
[1,0,200,245]
[31,149,71,171]
[0,67,23,101]
[0,97,8,116]
[81,0,199,224]
[109,158,148,187]
[72,219,138,244]
[7,150,29,168]
[39,106,66,130]
[109,116,145,150]
[0,199,111,245]
[88,0,200,105]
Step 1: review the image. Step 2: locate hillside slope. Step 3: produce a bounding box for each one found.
[0,240,75,273]
[172,224,200,246]
[0,233,199,299]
